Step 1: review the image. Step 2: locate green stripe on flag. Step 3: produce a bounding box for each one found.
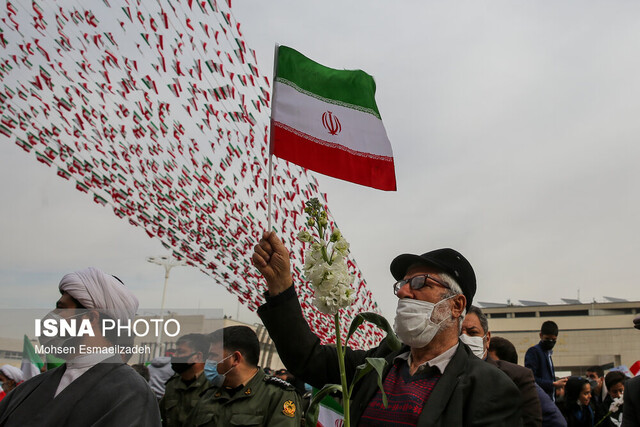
[312,387,343,413]
[276,45,381,118]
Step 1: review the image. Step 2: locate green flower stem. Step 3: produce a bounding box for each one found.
[594,411,613,427]
[334,312,351,427]
[321,245,330,265]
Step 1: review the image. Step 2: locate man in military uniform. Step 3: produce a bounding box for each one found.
[186,326,301,426]
[160,333,210,427]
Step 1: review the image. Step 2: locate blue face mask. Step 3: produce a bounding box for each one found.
[204,354,234,387]
[204,360,222,386]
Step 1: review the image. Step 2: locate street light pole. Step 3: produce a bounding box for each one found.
[147,255,186,356]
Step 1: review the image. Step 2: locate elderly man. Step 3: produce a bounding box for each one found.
[461,306,541,426]
[253,231,521,426]
[0,267,161,426]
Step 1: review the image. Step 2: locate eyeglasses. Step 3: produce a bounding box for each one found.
[393,274,449,295]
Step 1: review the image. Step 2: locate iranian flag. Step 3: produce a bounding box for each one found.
[21,335,43,380]
[312,388,344,427]
[271,46,396,191]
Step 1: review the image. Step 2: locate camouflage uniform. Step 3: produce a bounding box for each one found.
[160,371,210,427]
[185,369,301,426]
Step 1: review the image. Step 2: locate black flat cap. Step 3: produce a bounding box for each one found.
[390,248,476,310]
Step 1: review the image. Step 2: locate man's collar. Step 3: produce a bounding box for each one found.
[66,352,113,369]
[395,343,459,374]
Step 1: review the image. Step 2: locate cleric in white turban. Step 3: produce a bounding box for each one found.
[0,267,161,426]
[0,365,24,400]
[0,365,24,384]
[58,267,139,323]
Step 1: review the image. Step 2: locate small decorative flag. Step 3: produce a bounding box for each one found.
[271,46,397,191]
[313,387,344,427]
[20,335,43,380]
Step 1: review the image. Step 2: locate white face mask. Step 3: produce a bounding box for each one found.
[460,334,486,359]
[393,297,453,348]
[37,311,86,351]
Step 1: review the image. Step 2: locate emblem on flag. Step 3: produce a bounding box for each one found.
[322,111,341,135]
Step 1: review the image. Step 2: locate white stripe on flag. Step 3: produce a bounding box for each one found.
[21,360,40,380]
[317,403,344,427]
[272,81,392,157]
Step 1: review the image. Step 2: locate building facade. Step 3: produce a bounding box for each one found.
[483,300,640,375]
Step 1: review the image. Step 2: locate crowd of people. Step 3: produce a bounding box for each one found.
[0,234,637,426]
[253,231,640,427]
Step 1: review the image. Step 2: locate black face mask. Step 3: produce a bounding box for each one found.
[171,353,196,374]
[540,339,556,351]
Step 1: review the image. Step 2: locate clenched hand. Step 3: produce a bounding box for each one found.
[252,231,293,296]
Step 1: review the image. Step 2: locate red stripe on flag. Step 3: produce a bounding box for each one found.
[272,123,396,191]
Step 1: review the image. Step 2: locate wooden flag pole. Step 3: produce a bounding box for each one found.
[267,44,280,231]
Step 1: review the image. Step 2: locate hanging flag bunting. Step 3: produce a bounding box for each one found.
[271,45,396,191]
[0,1,385,349]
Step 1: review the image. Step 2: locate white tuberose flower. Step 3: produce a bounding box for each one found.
[609,396,624,413]
[299,199,355,315]
[302,242,354,315]
[334,237,350,255]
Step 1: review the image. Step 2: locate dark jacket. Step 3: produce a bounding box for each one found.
[535,384,567,427]
[258,286,522,426]
[525,342,556,399]
[559,402,593,427]
[0,356,161,426]
[623,376,640,427]
[486,358,542,427]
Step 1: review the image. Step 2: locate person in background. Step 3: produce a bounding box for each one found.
[159,334,210,427]
[461,306,541,427]
[488,336,519,364]
[622,313,640,426]
[585,366,606,422]
[599,371,626,427]
[560,377,593,427]
[0,366,24,402]
[489,336,567,427]
[525,320,567,401]
[186,326,301,426]
[148,349,176,400]
[131,363,150,382]
[274,369,307,396]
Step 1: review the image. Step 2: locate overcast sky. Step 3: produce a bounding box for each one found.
[1,1,640,324]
